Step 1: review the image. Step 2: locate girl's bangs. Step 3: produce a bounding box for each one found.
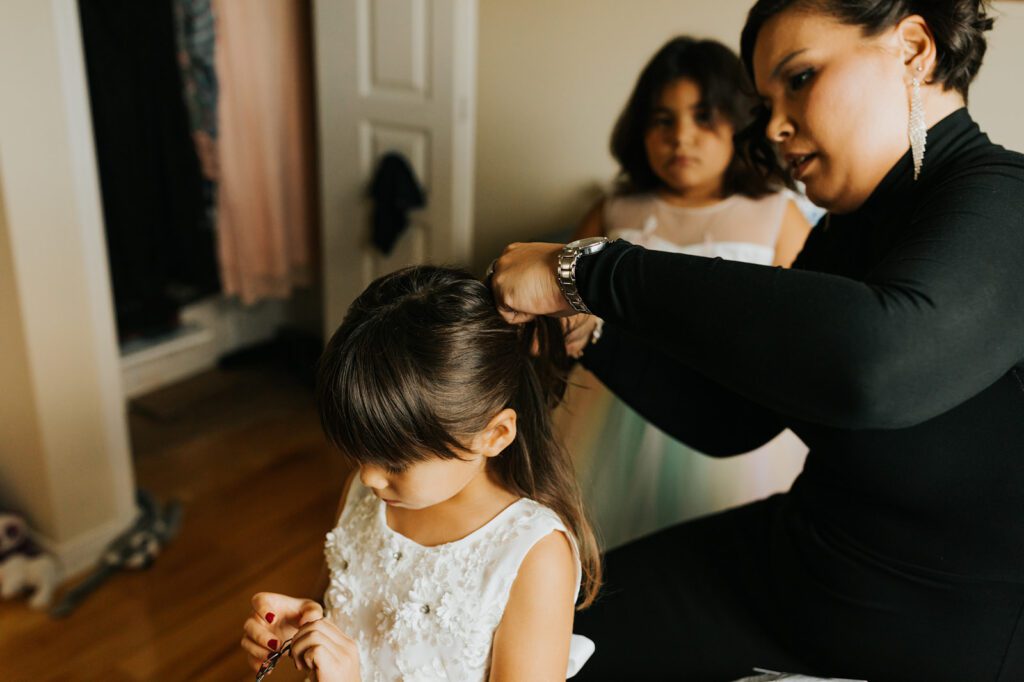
[320,341,464,468]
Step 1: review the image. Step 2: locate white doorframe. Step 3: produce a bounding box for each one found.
[0,0,136,578]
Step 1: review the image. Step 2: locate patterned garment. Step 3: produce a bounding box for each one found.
[173,0,218,181]
[323,480,594,681]
[173,0,217,138]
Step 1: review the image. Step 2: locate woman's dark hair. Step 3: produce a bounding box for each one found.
[610,36,785,198]
[316,265,601,607]
[738,0,995,179]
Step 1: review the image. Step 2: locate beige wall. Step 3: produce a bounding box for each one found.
[473,0,1024,270]
[970,2,1024,152]
[0,1,135,575]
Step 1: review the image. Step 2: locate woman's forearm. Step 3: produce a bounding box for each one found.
[576,182,1024,430]
[582,324,785,455]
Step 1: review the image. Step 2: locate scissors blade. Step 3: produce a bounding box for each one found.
[255,652,280,681]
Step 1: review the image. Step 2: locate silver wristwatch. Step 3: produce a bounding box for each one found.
[556,237,609,314]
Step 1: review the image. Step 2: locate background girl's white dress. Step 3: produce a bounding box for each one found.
[324,480,594,681]
[556,190,811,550]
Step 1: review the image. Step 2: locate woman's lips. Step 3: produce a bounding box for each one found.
[788,152,819,181]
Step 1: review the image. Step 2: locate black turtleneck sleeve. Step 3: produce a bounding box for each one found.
[578,114,1024,434]
[581,324,786,455]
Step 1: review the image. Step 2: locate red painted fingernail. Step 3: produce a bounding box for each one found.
[268,638,278,650]
[265,612,275,624]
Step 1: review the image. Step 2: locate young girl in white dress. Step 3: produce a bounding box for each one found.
[241,266,599,681]
[557,36,814,549]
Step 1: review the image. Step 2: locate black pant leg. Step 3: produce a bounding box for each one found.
[573,497,809,682]
[573,493,1024,682]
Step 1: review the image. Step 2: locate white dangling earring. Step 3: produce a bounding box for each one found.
[909,65,927,180]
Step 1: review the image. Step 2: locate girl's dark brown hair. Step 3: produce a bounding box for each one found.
[610,36,786,198]
[316,265,601,608]
[738,0,995,181]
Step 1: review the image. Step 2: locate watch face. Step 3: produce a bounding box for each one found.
[569,236,608,253]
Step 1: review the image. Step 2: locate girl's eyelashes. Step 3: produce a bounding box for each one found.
[651,112,674,128]
[787,68,815,92]
[361,461,406,476]
[650,110,715,130]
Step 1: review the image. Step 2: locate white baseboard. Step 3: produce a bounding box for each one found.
[35,509,135,581]
[120,296,291,399]
[120,324,218,399]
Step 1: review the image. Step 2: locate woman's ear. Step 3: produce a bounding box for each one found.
[896,14,937,81]
[474,408,518,458]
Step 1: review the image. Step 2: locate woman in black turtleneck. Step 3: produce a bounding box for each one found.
[490,1,1024,680]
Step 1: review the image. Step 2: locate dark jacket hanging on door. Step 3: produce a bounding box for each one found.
[78,0,219,341]
[369,153,425,255]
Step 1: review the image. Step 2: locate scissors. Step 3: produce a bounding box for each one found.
[255,638,293,681]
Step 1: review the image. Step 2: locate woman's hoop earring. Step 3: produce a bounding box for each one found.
[909,66,927,181]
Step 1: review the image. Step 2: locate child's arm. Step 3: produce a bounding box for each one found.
[488,531,578,682]
[243,469,359,673]
[570,199,607,241]
[771,199,812,267]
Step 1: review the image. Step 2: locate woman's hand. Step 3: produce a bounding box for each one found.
[490,242,571,324]
[289,608,362,681]
[562,314,599,358]
[241,592,322,672]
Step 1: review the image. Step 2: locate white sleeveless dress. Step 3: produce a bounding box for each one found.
[555,191,809,550]
[323,479,595,681]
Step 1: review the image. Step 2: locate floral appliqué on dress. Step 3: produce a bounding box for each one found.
[323,481,588,681]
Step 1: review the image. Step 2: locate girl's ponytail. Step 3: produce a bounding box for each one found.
[498,316,602,608]
[519,316,570,408]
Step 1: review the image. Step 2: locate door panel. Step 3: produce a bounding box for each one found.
[315,0,477,335]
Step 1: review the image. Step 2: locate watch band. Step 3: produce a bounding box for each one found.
[556,237,608,314]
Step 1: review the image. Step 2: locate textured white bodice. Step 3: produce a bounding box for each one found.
[603,191,791,264]
[323,480,594,681]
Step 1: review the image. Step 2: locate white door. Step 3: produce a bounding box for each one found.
[314,0,478,335]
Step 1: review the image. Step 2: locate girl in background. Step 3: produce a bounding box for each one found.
[241,265,598,681]
[558,36,812,549]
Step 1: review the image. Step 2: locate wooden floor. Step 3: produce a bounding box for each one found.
[0,365,351,681]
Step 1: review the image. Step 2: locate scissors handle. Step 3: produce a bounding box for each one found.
[255,640,293,681]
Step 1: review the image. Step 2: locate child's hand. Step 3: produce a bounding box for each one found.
[290,611,362,682]
[241,592,322,672]
[562,313,599,358]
